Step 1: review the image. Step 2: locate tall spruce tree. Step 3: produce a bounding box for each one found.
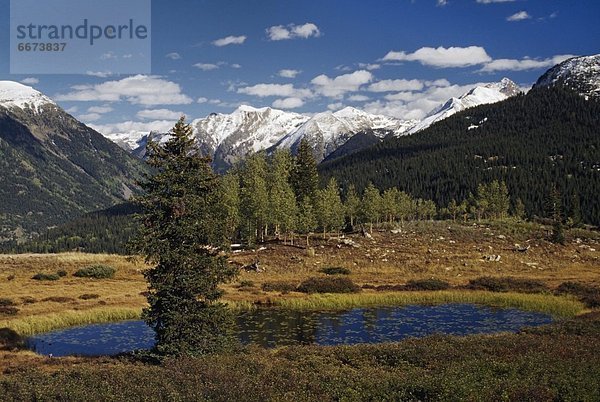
[133,117,237,356]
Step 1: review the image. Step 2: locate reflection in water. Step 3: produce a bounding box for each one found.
[27,304,553,357]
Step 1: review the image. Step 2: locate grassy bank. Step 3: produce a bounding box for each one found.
[274,291,586,318]
[0,307,141,336]
[1,290,584,337]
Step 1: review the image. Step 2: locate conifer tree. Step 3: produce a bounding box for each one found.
[133,117,237,356]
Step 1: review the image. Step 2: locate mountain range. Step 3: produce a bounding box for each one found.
[104,78,521,170]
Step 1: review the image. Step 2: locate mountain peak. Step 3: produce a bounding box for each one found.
[534,54,600,99]
[0,81,56,113]
[234,104,270,114]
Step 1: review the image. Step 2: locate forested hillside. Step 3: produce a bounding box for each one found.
[319,87,600,225]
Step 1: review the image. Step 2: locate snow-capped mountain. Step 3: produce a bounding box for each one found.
[407,78,520,134]
[0,81,57,114]
[125,105,416,170]
[0,81,145,240]
[276,107,416,161]
[534,54,600,99]
[194,105,309,169]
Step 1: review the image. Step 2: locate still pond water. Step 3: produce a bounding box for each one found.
[27,304,553,357]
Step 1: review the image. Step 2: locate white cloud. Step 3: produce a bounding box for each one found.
[237,83,312,99]
[358,63,381,71]
[437,0,448,6]
[479,54,576,72]
[87,105,113,114]
[382,46,492,68]
[212,35,247,47]
[278,69,301,78]
[165,52,181,60]
[21,77,39,85]
[507,11,531,21]
[65,106,78,114]
[368,79,424,92]
[327,102,344,111]
[348,94,370,102]
[136,109,183,120]
[78,113,102,122]
[197,97,208,103]
[86,71,112,78]
[231,63,242,69]
[90,120,176,138]
[266,22,321,41]
[272,97,304,109]
[311,70,373,98]
[55,75,193,105]
[194,63,220,71]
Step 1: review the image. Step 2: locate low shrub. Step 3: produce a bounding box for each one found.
[466,277,548,293]
[404,279,450,291]
[261,281,297,293]
[20,296,36,304]
[319,267,351,275]
[0,328,25,350]
[73,264,116,279]
[0,298,15,306]
[31,273,60,281]
[79,294,100,300]
[556,282,600,308]
[57,270,68,277]
[0,306,19,316]
[41,297,75,303]
[297,277,361,294]
[238,280,255,288]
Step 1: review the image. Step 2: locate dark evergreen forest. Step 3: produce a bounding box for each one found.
[320,87,600,225]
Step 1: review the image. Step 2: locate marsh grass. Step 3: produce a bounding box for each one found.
[0,307,141,336]
[274,291,585,318]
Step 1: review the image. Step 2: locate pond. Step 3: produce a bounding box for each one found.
[27,304,553,357]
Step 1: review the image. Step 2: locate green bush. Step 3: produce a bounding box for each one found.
[0,328,25,350]
[57,270,68,277]
[31,273,60,281]
[297,277,361,294]
[466,277,548,293]
[238,280,255,288]
[73,265,116,279]
[404,279,450,291]
[318,267,351,275]
[261,281,297,293]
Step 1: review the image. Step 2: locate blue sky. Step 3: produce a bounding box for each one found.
[1,0,599,137]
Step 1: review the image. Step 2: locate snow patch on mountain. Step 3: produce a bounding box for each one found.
[534,54,600,99]
[0,81,56,113]
[407,78,520,134]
